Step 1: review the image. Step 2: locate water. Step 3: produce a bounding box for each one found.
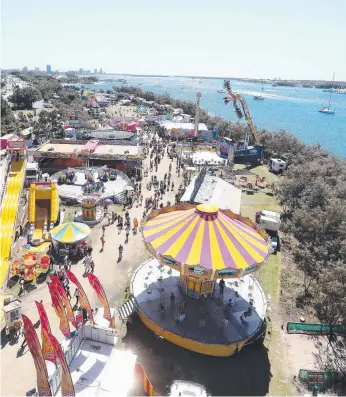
[81,75,346,158]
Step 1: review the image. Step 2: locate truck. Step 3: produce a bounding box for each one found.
[256,210,281,254]
[270,158,287,173]
[256,210,281,232]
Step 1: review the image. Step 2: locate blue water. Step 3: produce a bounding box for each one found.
[82,75,346,158]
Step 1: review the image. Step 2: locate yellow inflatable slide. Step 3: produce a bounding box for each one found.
[0,159,26,287]
[29,182,59,244]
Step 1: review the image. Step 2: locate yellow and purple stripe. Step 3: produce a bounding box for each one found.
[143,206,268,270]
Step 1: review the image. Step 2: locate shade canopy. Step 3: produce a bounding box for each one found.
[143,204,269,271]
[51,222,91,244]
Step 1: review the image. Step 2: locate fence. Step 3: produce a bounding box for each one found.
[47,323,118,395]
[48,325,85,395]
[287,322,346,336]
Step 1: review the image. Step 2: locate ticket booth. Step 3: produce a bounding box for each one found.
[180,266,214,299]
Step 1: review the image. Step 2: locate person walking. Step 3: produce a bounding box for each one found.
[133,218,138,234]
[100,235,105,250]
[219,278,225,297]
[74,288,79,305]
[102,224,106,236]
[66,285,72,300]
[125,230,129,244]
[20,330,27,349]
[90,260,95,274]
[83,254,91,273]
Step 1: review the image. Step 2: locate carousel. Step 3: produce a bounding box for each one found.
[131,203,271,357]
[50,222,91,260]
[74,194,103,226]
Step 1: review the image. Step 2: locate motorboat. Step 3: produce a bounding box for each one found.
[217,89,226,93]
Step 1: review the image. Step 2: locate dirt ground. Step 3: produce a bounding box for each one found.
[0,152,320,396]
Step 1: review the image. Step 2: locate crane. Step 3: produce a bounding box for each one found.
[222,80,263,164]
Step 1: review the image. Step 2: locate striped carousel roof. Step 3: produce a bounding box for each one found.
[50,222,91,244]
[143,204,269,271]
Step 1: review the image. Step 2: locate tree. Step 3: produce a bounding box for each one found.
[8,86,41,110]
[1,98,17,134]
[33,110,65,142]
[312,262,346,327]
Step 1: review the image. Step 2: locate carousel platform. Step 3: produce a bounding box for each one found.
[131,259,267,357]
[50,168,129,204]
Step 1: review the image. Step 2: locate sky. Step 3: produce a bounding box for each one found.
[2,0,346,80]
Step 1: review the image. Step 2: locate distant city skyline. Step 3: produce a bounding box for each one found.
[2,0,346,80]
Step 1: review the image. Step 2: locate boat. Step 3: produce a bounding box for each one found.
[319,107,335,114]
[319,72,335,114]
[217,89,226,93]
[253,80,264,100]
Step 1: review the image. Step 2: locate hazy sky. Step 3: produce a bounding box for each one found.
[2,0,346,80]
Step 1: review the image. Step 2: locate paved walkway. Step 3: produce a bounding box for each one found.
[0,145,185,396]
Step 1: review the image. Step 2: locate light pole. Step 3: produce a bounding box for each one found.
[193,92,202,137]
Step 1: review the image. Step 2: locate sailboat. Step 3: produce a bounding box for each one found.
[319,73,335,114]
[253,80,264,100]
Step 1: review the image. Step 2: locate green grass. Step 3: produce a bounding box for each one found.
[241,191,282,220]
[238,167,293,395]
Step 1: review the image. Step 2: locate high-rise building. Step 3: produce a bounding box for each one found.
[34,67,40,71]
[22,66,28,73]
[46,64,52,73]
[100,68,103,74]
[86,70,91,74]
[94,69,97,74]
[79,68,84,74]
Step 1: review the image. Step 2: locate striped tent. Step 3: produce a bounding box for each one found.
[143,204,269,271]
[50,222,91,244]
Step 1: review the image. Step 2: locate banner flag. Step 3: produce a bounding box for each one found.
[66,270,94,325]
[49,334,75,397]
[50,275,76,328]
[35,301,56,364]
[48,282,71,338]
[22,314,52,396]
[86,273,111,322]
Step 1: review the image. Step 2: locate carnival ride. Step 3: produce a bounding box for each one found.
[131,203,270,357]
[223,80,264,164]
[0,144,27,287]
[28,182,59,245]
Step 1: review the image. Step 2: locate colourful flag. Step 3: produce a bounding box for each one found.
[22,314,52,396]
[48,282,71,338]
[66,270,94,325]
[50,275,76,328]
[49,334,75,397]
[35,301,56,364]
[86,273,111,322]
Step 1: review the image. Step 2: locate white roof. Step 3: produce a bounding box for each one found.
[56,339,137,397]
[181,175,242,214]
[159,120,208,131]
[26,162,39,170]
[0,133,15,140]
[184,151,226,165]
[271,158,286,164]
[20,127,34,137]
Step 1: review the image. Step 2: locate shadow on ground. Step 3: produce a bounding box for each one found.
[123,313,272,396]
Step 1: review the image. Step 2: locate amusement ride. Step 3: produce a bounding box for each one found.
[130,203,271,357]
